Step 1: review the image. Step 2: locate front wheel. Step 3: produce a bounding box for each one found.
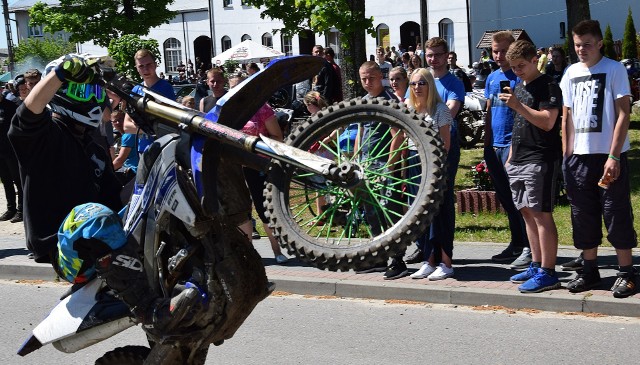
[265,98,446,271]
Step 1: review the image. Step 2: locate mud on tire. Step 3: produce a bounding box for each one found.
[95,345,150,365]
[265,97,446,271]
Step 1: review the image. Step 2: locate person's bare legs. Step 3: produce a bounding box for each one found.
[531,210,558,269]
[263,222,284,256]
[520,208,557,269]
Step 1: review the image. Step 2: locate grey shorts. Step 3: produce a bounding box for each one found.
[506,161,557,213]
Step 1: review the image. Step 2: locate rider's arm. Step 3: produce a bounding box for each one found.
[23,72,62,115]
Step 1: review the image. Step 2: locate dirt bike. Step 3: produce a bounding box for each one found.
[17,55,446,364]
[458,89,486,149]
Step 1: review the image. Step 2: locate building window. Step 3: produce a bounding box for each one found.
[241,34,252,42]
[28,25,43,37]
[262,33,273,48]
[223,0,232,7]
[163,38,182,73]
[281,35,292,56]
[326,29,341,63]
[221,36,232,52]
[439,18,454,51]
[376,24,390,49]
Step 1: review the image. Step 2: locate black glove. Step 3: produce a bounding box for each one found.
[55,54,98,84]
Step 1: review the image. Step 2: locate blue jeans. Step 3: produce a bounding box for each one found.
[483,145,529,248]
[407,133,460,262]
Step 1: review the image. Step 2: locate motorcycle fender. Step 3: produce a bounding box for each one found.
[31,280,104,347]
[125,137,197,232]
[27,280,135,354]
[156,167,197,226]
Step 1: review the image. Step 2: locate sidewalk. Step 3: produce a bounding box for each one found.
[1,232,639,317]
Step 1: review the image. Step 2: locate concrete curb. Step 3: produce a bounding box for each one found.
[267,274,640,317]
[2,237,639,318]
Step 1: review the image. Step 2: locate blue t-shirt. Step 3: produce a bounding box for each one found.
[484,69,521,147]
[132,79,176,153]
[434,72,465,133]
[120,133,140,173]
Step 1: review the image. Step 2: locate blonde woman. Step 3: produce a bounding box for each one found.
[406,68,455,280]
[304,90,328,114]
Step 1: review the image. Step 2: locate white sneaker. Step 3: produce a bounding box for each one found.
[275,254,289,264]
[427,263,454,281]
[410,262,437,279]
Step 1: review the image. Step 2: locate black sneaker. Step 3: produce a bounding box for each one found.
[355,262,388,274]
[611,271,637,298]
[10,211,22,223]
[383,259,408,280]
[405,247,423,264]
[0,210,16,221]
[491,245,523,263]
[561,253,584,271]
[566,270,602,293]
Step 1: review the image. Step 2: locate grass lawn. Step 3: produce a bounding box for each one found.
[455,112,640,246]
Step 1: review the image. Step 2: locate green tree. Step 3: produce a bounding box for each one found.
[29,0,176,48]
[622,7,638,59]
[245,0,373,99]
[603,24,617,59]
[107,35,160,82]
[13,36,76,70]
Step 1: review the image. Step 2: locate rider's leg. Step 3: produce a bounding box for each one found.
[91,236,201,333]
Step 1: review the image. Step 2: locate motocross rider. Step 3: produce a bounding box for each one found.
[8,54,201,334]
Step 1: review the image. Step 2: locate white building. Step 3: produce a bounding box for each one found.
[8,0,640,75]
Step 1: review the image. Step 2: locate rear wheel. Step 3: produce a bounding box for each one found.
[265,98,446,271]
[95,345,150,365]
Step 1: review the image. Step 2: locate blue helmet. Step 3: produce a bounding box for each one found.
[55,203,127,284]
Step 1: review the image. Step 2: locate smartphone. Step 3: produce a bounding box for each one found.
[499,80,511,93]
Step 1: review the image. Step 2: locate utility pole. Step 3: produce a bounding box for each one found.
[419,0,428,66]
[2,0,15,74]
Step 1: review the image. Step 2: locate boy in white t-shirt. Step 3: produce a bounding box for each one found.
[560,20,637,298]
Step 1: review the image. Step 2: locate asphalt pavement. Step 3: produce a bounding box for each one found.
[1,232,639,318]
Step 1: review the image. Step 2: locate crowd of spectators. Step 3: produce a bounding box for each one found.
[0,18,637,300]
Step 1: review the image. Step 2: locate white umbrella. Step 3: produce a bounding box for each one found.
[212,40,285,66]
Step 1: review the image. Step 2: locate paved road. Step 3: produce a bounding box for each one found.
[4,280,640,365]
[1,232,640,317]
